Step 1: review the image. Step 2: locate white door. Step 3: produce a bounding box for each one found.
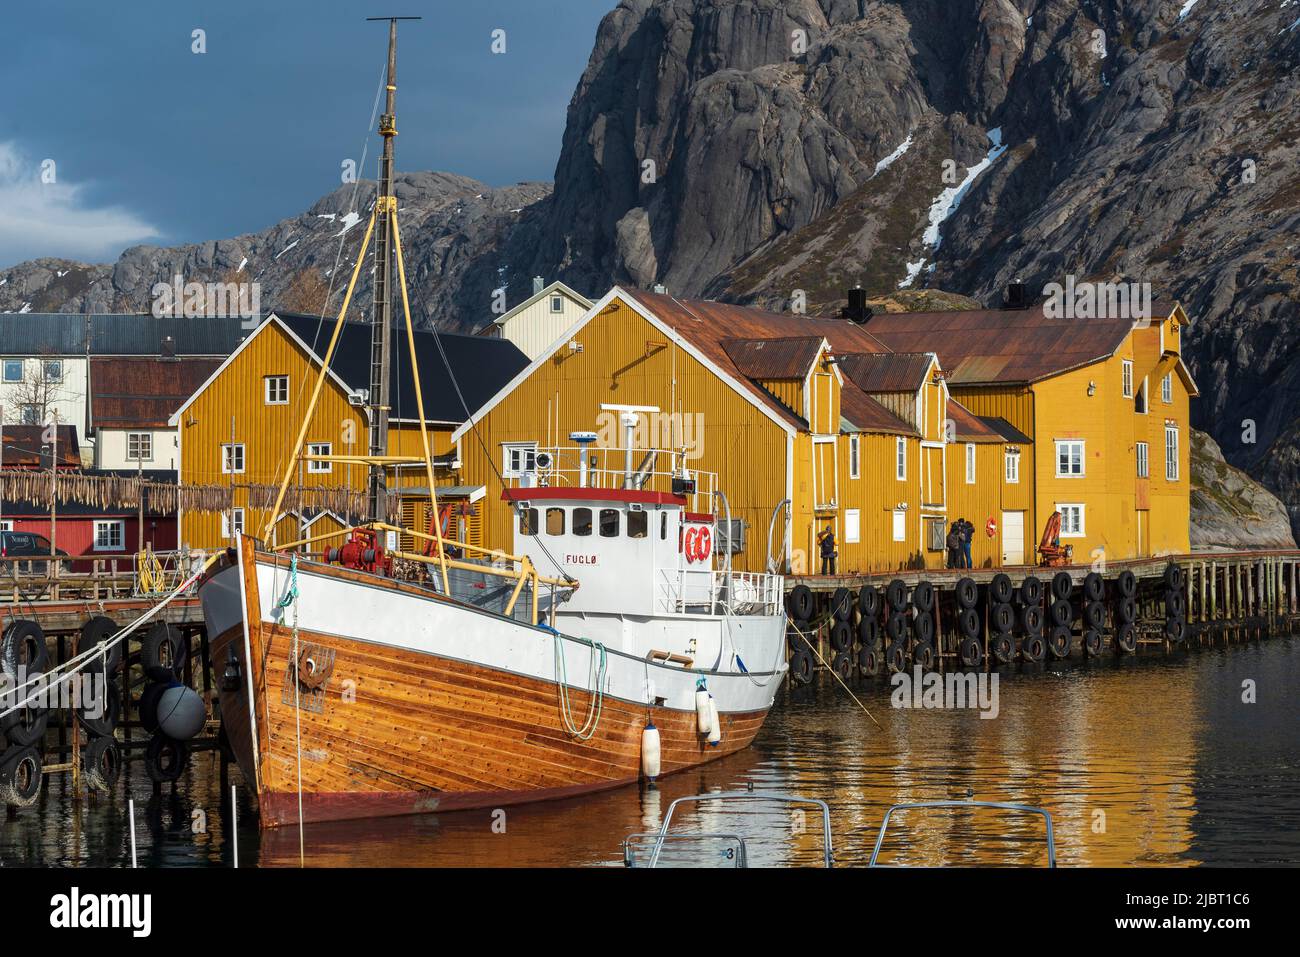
[1001,510,1025,565]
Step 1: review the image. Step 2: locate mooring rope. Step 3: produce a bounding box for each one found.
[787,619,883,730]
[548,627,606,740]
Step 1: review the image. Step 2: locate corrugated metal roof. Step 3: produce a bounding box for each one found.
[90,357,221,428]
[837,352,933,393]
[978,415,1033,444]
[1,425,82,467]
[721,337,824,379]
[947,400,1002,442]
[840,383,917,436]
[0,314,252,356]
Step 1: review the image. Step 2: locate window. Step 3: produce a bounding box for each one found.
[307,442,332,473]
[127,432,153,461]
[549,295,564,313]
[965,443,976,484]
[1058,504,1084,537]
[502,442,538,478]
[518,507,538,536]
[1165,425,1179,481]
[1122,360,1133,398]
[1161,373,1173,404]
[221,443,245,474]
[845,509,860,544]
[0,520,11,532]
[221,508,245,539]
[1055,440,1084,477]
[573,507,592,536]
[848,435,860,479]
[93,520,124,551]
[895,437,906,481]
[264,375,289,405]
[43,359,62,382]
[627,510,648,538]
[1136,441,1149,478]
[599,509,619,537]
[891,510,906,542]
[1136,379,1148,414]
[19,404,38,425]
[545,507,565,536]
[660,512,668,540]
[2,359,21,382]
[1004,449,1020,484]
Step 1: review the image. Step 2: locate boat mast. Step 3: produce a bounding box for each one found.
[365,16,419,524]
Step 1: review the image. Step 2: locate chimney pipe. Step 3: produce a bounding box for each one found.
[841,286,872,324]
[1004,281,1028,309]
[161,335,176,358]
[532,276,545,295]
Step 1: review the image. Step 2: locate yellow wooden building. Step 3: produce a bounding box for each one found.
[168,312,528,551]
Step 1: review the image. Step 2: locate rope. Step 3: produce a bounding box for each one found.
[787,619,882,730]
[548,626,606,740]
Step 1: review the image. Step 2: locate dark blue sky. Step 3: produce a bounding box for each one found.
[0,0,612,267]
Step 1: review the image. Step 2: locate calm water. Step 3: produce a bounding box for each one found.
[4,637,1297,867]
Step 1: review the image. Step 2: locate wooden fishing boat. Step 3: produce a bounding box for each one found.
[199,20,787,828]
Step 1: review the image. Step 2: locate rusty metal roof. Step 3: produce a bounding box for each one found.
[90,357,222,429]
[947,400,1003,442]
[860,302,1180,384]
[840,383,918,436]
[837,352,933,393]
[720,336,825,380]
[1,425,82,468]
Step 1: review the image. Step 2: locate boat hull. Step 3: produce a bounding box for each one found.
[201,539,785,827]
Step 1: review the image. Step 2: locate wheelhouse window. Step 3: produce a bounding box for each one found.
[93,520,124,551]
[518,507,538,536]
[1136,441,1149,478]
[545,507,565,536]
[1004,449,1020,484]
[573,507,592,536]
[1165,425,1179,481]
[627,510,648,538]
[660,511,668,540]
[264,375,289,405]
[1122,360,1133,398]
[1055,440,1084,477]
[221,443,245,474]
[502,442,538,479]
[599,509,619,537]
[1058,504,1084,537]
[848,435,860,479]
[307,442,332,473]
[895,437,906,481]
[127,432,153,461]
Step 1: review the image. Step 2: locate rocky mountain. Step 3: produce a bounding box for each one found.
[3,0,1299,538]
[1191,428,1296,549]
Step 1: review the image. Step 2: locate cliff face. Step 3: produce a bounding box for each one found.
[1191,428,1296,550]
[4,0,1299,540]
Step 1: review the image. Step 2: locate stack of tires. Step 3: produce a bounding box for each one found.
[857,584,881,677]
[786,585,814,685]
[138,622,193,784]
[952,577,981,668]
[1080,572,1106,657]
[910,581,936,670]
[1163,563,1187,645]
[1113,570,1138,653]
[77,616,124,794]
[987,574,1016,665]
[883,579,910,674]
[828,588,855,680]
[1046,572,1074,659]
[1018,576,1046,662]
[0,620,51,809]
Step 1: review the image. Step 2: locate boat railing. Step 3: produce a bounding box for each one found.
[508,445,718,512]
[868,800,1056,868]
[654,566,784,616]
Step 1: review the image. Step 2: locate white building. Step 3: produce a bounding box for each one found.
[478,278,591,360]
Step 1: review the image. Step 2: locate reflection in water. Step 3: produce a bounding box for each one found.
[4,638,1297,867]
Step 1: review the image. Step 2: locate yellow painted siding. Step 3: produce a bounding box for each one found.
[833,432,929,573]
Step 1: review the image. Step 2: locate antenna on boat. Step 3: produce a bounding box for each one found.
[364,15,422,524]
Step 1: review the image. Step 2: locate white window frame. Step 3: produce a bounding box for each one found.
[19,404,39,425]
[0,519,13,532]
[1004,449,1020,484]
[1,358,22,382]
[307,441,332,473]
[1136,441,1149,479]
[549,294,564,314]
[1121,359,1133,398]
[126,432,153,462]
[1165,425,1179,481]
[891,509,906,542]
[1058,503,1085,538]
[221,507,245,539]
[43,359,63,382]
[845,509,860,544]
[848,435,860,479]
[965,443,976,484]
[1055,439,1085,477]
[1161,373,1173,404]
[895,436,906,481]
[502,442,538,479]
[264,375,289,405]
[93,519,124,551]
[221,443,245,474]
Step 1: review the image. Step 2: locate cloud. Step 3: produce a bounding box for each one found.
[0,141,160,268]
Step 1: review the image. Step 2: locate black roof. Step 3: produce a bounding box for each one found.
[0,314,250,356]
[978,416,1033,444]
[275,313,529,424]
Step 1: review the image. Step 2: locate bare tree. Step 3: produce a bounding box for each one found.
[2,352,66,425]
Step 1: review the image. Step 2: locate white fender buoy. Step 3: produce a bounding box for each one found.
[157,685,207,740]
[707,698,722,747]
[641,721,661,781]
[695,682,712,735]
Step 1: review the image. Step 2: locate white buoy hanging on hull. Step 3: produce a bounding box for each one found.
[695,680,712,735]
[707,698,722,747]
[641,721,662,782]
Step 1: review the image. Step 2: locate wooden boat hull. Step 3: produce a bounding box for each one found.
[201,538,785,827]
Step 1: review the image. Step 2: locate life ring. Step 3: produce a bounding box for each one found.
[682,526,697,559]
[985,517,997,538]
[695,526,712,562]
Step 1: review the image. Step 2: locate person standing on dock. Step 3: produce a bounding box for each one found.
[818,524,837,576]
[946,522,961,568]
[958,518,973,568]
